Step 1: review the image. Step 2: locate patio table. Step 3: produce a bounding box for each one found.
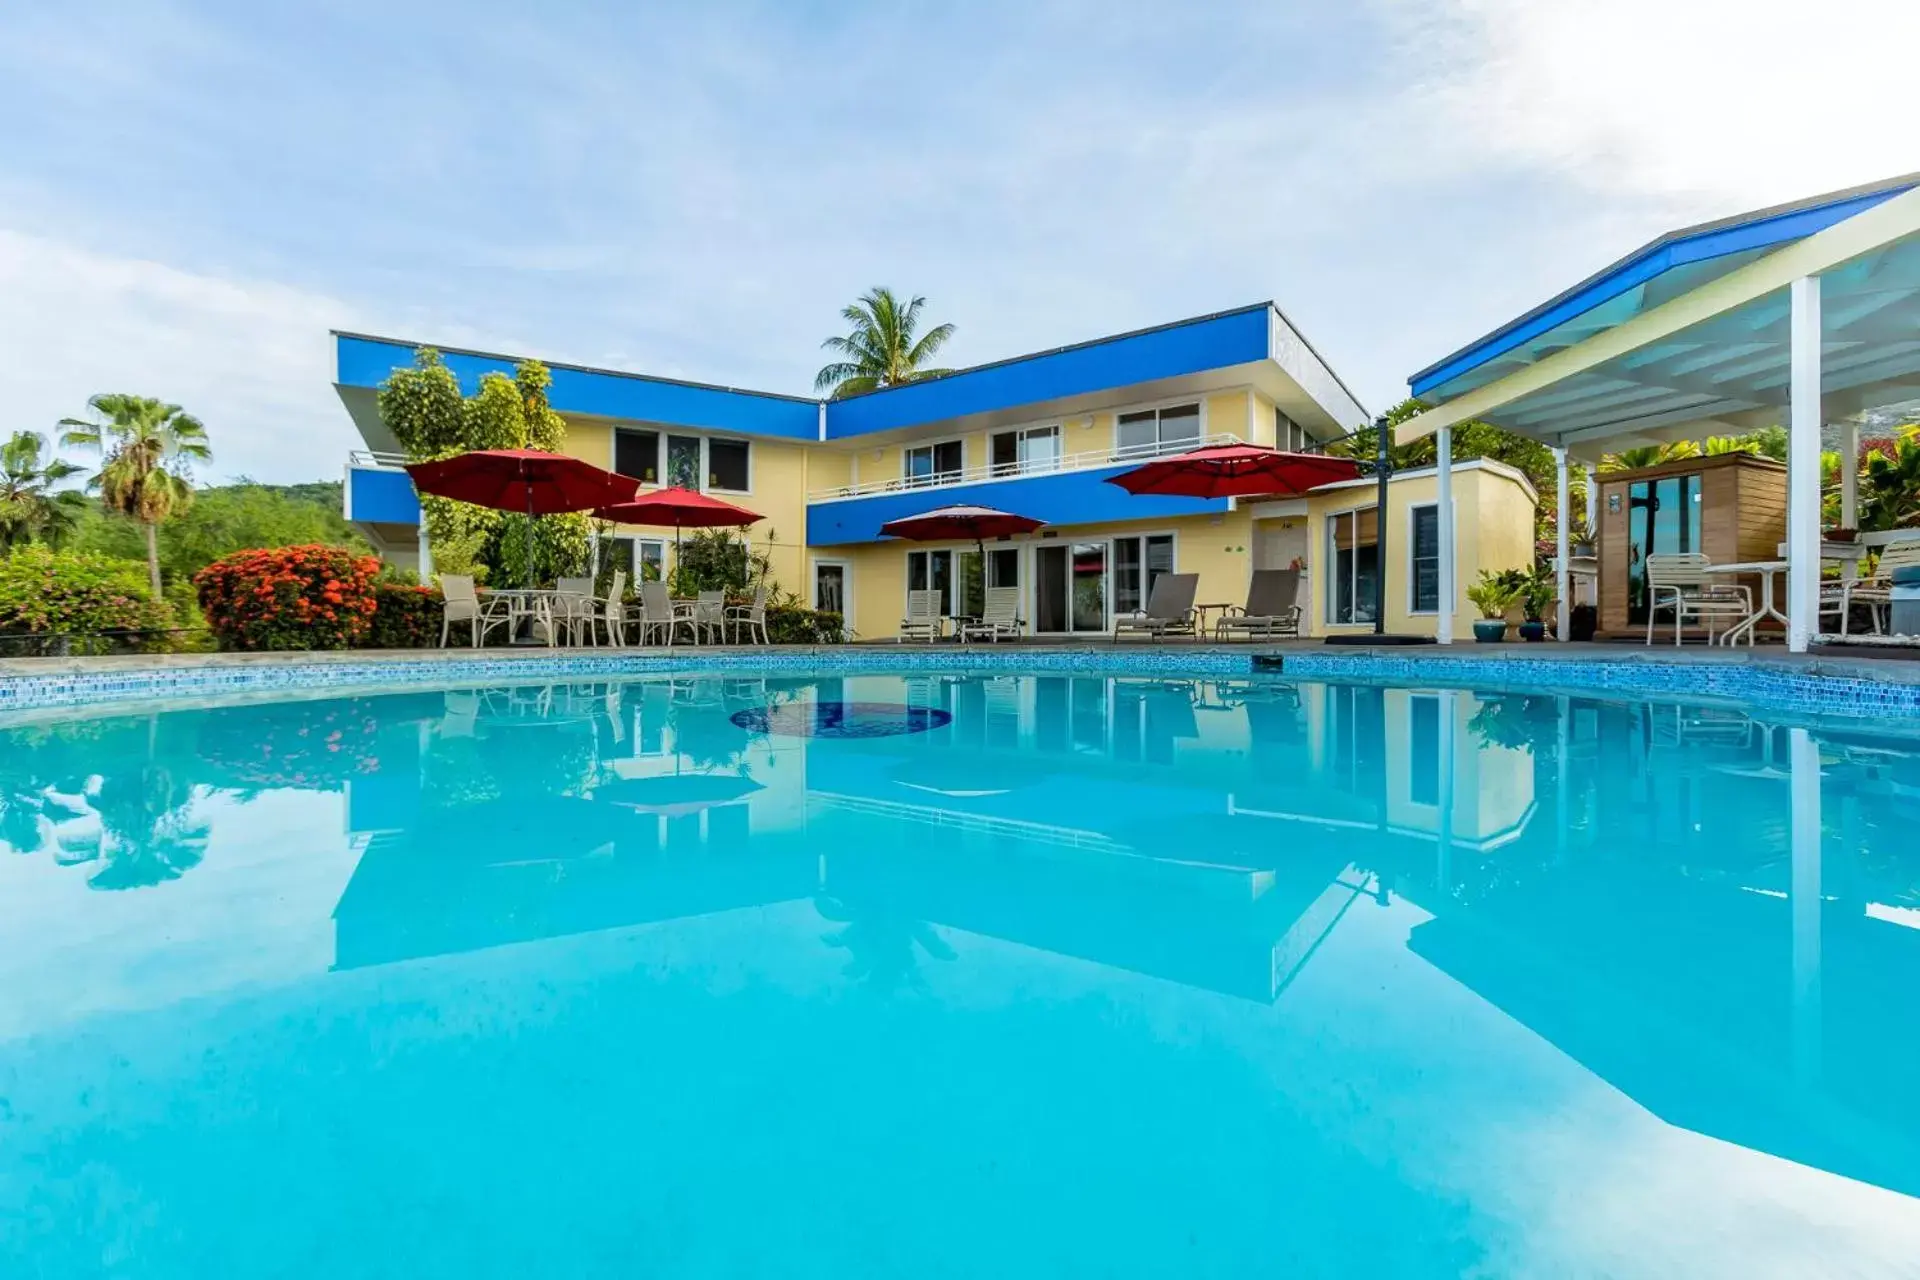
[481,589,584,646]
[1708,561,1788,646]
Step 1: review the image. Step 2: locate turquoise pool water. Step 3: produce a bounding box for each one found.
[1,670,1917,1277]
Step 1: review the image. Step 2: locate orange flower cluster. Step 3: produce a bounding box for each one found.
[194,544,383,651]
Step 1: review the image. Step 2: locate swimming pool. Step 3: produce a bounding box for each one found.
[2,668,1916,1276]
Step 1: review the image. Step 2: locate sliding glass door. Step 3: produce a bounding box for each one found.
[1111,534,1174,615]
[1034,542,1109,633]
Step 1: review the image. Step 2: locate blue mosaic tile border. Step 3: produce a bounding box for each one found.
[1278,653,1920,719]
[0,648,1260,714]
[3,648,1917,721]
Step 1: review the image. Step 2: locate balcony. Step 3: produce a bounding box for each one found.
[805,434,1240,547]
[806,432,1243,502]
[344,450,421,538]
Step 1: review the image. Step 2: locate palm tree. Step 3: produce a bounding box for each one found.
[59,394,212,597]
[814,288,956,398]
[0,431,87,552]
[1599,440,1700,471]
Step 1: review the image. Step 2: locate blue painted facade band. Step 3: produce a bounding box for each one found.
[806,466,1229,545]
[822,307,1272,438]
[336,335,821,441]
[346,466,423,524]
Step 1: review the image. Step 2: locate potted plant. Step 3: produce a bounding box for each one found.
[1466,573,1516,643]
[1518,565,1556,641]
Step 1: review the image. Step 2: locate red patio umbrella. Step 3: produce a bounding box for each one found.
[407,449,640,587]
[406,448,638,516]
[878,503,1045,548]
[1106,443,1360,499]
[592,486,763,569]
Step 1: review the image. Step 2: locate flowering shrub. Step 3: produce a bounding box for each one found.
[194,544,380,651]
[0,547,176,654]
[365,582,444,648]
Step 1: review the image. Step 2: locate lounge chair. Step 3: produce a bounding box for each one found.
[1215,569,1302,641]
[438,574,512,648]
[958,587,1021,643]
[899,589,944,642]
[1113,572,1198,642]
[1826,541,1920,636]
[1644,553,1750,645]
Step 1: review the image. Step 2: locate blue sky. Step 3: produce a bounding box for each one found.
[1,0,1913,483]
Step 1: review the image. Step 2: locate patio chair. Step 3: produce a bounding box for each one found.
[596,569,627,646]
[1215,569,1302,641]
[1644,553,1751,646]
[899,589,944,643]
[1827,541,1920,636]
[958,587,1021,643]
[634,581,678,646]
[438,574,512,648]
[551,577,597,646]
[1113,572,1199,642]
[692,591,727,645]
[727,583,770,645]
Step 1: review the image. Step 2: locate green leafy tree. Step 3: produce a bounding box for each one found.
[0,431,87,552]
[1862,427,1920,531]
[814,288,956,398]
[58,395,213,598]
[1600,441,1700,471]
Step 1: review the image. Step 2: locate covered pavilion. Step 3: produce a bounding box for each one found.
[1396,172,1920,651]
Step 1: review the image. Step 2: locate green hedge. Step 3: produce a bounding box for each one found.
[365,583,445,648]
[0,547,176,654]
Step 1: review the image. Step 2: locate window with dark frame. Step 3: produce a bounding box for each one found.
[1410,504,1441,613]
[613,429,659,484]
[707,438,750,491]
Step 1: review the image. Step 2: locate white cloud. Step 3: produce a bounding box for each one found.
[1399,0,1920,216]
[0,228,364,484]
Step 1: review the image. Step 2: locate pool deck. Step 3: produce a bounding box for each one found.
[5,640,1920,685]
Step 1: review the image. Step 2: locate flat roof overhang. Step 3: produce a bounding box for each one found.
[1397,183,1920,457]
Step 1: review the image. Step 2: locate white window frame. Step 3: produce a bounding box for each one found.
[812,557,852,623]
[989,423,1063,476]
[1325,504,1380,627]
[905,546,959,616]
[603,534,669,585]
[902,436,966,488]
[1407,501,1441,616]
[611,427,755,495]
[1113,398,1206,458]
[1275,406,1308,453]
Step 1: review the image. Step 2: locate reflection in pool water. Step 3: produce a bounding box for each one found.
[1,673,1918,1277]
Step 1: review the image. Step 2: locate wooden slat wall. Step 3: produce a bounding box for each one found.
[1593,454,1789,639]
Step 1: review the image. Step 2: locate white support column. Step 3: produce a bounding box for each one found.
[417,517,433,583]
[1436,689,1456,891]
[1839,420,1860,587]
[1789,727,1823,1083]
[1584,463,1598,540]
[1436,426,1454,644]
[1554,447,1570,641]
[1788,275,1823,653]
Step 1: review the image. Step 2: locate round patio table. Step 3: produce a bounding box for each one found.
[1708,561,1789,646]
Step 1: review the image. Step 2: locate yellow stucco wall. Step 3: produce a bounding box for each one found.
[1302,464,1537,639]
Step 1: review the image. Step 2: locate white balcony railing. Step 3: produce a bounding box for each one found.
[348,449,410,470]
[807,432,1243,502]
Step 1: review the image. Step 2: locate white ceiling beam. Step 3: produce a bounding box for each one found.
[1397,188,1920,444]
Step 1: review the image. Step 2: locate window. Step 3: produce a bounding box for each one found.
[611,430,750,494]
[905,440,964,487]
[1410,503,1441,614]
[990,425,1061,476]
[666,435,702,489]
[603,535,666,584]
[707,438,750,492]
[813,561,847,616]
[1112,534,1174,615]
[1275,407,1307,452]
[1327,508,1379,625]
[907,549,954,613]
[1116,403,1201,456]
[614,429,660,484]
